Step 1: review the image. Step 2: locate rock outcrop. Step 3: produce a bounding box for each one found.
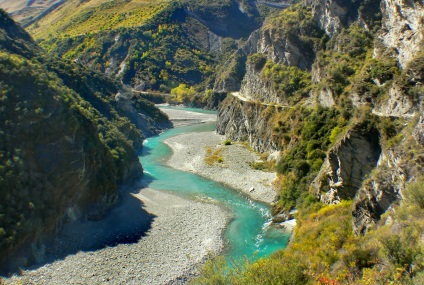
[352,113,424,234]
[305,0,382,35]
[372,82,420,117]
[377,0,424,68]
[217,95,279,153]
[413,114,424,145]
[239,59,280,103]
[352,150,405,234]
[116,91,172,138]
[312,126,382,204]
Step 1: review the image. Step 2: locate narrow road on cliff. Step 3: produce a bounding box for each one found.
[231,91,292,109]
[255,1,291,9]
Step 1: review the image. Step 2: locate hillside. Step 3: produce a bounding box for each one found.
[26,0,168,39]
[0,0,64,27]
[196,0,424,283]
[0,9,170,273]
[3,0,281,104]
[1,0,424,283]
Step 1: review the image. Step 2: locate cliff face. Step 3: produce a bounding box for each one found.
[305,0,382,35]
[312,126,382,204]
[352,150,405,234]
[0,10,170,273]
[239,60,280,103]
[214,5,322,95]
[377,0,424,68]
[216,95,279,153]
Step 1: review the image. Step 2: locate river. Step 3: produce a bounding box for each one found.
[3,108,290,285]
[140,108,290,263]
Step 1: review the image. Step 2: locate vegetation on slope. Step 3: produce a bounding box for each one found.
[21,0,277,97]
[0,9,169,272]
[197,2,424,284]
[35,3,216,92]
[193,178,424,284]
[27,0,168,39]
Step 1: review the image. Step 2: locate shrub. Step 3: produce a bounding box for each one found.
[380,235,418,268]
[204,147,224,165]
[403,176,424,209]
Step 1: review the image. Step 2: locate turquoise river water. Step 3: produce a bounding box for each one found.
[139,108,289,263]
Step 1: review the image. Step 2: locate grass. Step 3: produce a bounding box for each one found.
[27,0,168,39]
[205,147,224,165]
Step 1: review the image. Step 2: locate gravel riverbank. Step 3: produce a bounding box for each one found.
[160,106,277,205]
[4,188,227,285]
[165,132,277,204]
[158,105,217,127]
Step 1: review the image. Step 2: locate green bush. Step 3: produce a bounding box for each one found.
[403,177,424,209]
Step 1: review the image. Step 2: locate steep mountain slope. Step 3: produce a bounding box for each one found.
[207,0,424,283]
[0,9,170,273]
[15,0,278,98]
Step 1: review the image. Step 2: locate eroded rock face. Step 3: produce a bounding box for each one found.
[352,151,405,234]
[377,0,424,68]
[310,61,337,107]
[216,95,279,153]
[239,61,281,103]
[413,114,424,145]
[352,115,424,234]
[306,0,353,35]
[312,126,382,203]
[254,28,317,70]
[305,0,381,35]
[372,83,419,117]
[115,92,171,139]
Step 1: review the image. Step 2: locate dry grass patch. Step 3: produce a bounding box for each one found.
[205,147,224,165]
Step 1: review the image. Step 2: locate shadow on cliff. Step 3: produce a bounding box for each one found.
[3,181,157,276]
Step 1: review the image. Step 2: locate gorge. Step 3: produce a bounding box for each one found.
[1,0,424,284]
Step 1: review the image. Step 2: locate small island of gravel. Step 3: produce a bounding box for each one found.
[165,132,277,204]
[160,106,278,205]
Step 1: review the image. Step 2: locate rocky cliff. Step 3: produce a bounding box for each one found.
[216,95,279,153]
[376,0,424,68]
[312,125,382,204]
[216,0,424,240]
[239,57,281,103]
[305,0,382,35]
[214,4,323,95]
